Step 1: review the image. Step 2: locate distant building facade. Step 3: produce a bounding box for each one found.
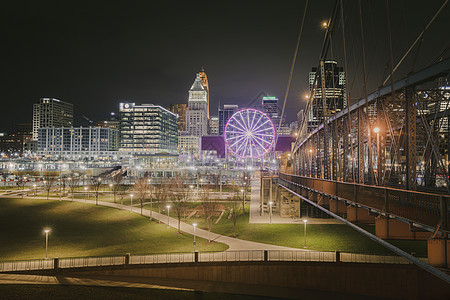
[208,116,219,135]
[218,104,238,135]
[37,126,118,159]
[186,74,208,137]
[178,131,200,156]
[0,123,33,155]
[169,103,188,132]
[307,60,346,131]
[32,98,73,141]
[119,103,178,154]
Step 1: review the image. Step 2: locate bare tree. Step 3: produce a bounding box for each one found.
[200,187,217,243]
[59,175,68,201]
[90,176,103,205]
[67,176,80,201]
[0,173,6,190]
[171,178,189,233]
[134,176,150,215]
[111,173,124,203]
[43,176,56,200]
[153,179,169,223]
[229,193,241,238]
[17,176,27,198]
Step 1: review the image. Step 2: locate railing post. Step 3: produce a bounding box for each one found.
[53,257,59,271]
[335,251,340,263]
[194,251,199,263]
[125,253,130,265]
[264,250,268,262]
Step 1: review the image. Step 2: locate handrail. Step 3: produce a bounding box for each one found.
[276,176,450,284]
[0,250,424,273]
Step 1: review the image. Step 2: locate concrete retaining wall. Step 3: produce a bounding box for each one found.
[65,261,449,299]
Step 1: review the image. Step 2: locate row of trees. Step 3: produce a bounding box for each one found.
[131,175,245,240]
[28,172,247,240]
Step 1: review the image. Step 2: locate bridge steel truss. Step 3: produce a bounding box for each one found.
[278,172,449,236]
[293,58,450,193]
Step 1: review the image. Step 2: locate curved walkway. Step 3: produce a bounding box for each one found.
[0,193,301,251]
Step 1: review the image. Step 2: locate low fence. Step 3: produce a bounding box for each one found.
[0,250,427,273]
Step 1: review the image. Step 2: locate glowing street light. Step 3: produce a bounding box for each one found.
[269,201,273,224]
[322,21,328,29]
[303,219,308,248]
[44,229,50,259]
[193,223,197,252]
[166,205,171,227]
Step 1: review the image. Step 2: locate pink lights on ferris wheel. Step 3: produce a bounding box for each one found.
[224,108,275,158]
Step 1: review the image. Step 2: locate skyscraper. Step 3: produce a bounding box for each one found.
[186,74,208,137]
[218,104,238,135]
[262,96,282,126]
[198,68,209,120]
[32,98,74,141]
[119,103,178,154]
[307,60,346,131]
[169,103,188,132]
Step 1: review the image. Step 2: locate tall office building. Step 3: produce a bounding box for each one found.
[198,68,210,119]
[119,103,178,154]
[32,98,74,140]
[262,96,283,127]
[186,74,208,137]
[169,103,188,132]
[218,104,238,135]
[307,60,346,131]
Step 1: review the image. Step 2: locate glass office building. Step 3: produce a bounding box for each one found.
[119,103,178,154]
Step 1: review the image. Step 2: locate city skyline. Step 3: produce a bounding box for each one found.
[2,0,445,132]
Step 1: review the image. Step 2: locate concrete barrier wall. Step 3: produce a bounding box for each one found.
[67,261,449,299]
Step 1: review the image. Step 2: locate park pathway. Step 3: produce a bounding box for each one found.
[0,193,300,251]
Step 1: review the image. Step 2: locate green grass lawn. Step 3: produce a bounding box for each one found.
[10,192,428,258]
[0,197,227,261]
[180,204,427,257]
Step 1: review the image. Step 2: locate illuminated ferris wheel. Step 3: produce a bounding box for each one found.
[224,109,276,158]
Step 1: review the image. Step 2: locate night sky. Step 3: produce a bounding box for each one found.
[1,0,447,132]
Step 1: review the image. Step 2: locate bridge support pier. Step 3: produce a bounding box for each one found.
[375,217,431,240]
[346,206,375,224]
[427,239,449,268]
[329,198,346,216]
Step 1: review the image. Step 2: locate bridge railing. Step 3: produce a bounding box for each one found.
[0,250,427,273]
[278,173,448,232]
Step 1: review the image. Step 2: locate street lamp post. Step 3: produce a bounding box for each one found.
[33,184,36,197]
[166,205,171,227]
[84,187,88,202]
[130,194,134,212]
[44,229,50,259]
[269,201,273,224]
[193,223,197,252]
[303,219,308,248]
